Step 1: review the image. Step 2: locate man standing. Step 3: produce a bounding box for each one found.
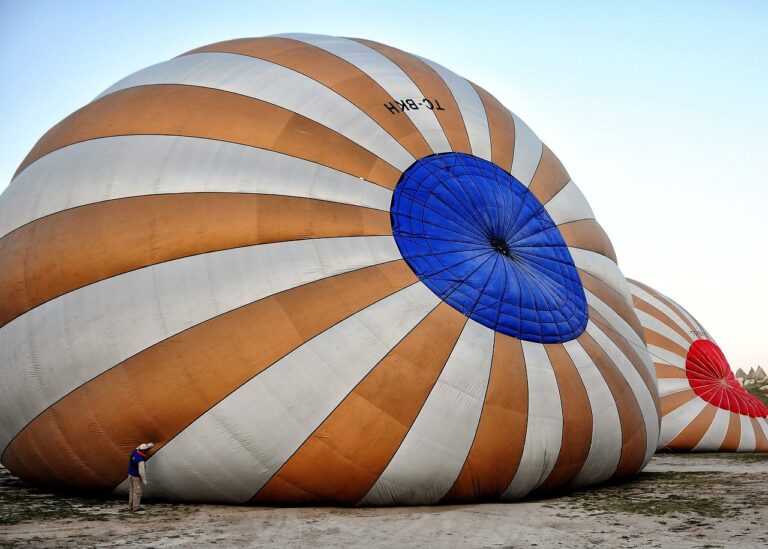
[128,442,155,512]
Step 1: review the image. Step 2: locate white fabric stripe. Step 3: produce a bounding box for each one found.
[693,407,730,451]
[0,236,401,452]
[628,284,695,342]
[658,378,693,397]
[659,397,707,448]
[115,282,441,502]
[97,52,415,172]
[547,180,595,225]
[648,345,686,369]
[635,310,691,351]
[682,309,705,332]
[759,418,768,440]
[571,249,632,305]
[417,57,492,161]
[276,33,451,153]
[359,319,494,505]
[563,339,622,487]
[509,112,541,185]
[685,313,708,338]
[737,414,757,452]
[667,296,710,340]
[586,322,659,465]
[501,341,563,499]
[584,289,646,356]
[1,136,393,239]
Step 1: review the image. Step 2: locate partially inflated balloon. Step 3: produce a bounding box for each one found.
[0,34,659,504]
[628,279,767,452]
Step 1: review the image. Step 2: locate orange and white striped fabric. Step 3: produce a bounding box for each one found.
[628,279,767,452]
[0,34,659,504]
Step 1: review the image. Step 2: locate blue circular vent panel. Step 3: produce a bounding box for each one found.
[390,153,588,344]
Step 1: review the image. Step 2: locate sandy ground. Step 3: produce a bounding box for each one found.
[1,453,766,548]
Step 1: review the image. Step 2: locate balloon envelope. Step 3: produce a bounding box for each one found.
[628,279,767,452]
[0,34,660,504]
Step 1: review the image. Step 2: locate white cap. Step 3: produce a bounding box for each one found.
[138,442,155,451]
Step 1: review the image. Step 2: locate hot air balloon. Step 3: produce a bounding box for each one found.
[628,279,768,452]
[0,34,659,504]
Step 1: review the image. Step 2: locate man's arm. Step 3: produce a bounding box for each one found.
[138,460,147,485]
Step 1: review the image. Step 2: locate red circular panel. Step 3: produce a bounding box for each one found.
[686,340,768,417]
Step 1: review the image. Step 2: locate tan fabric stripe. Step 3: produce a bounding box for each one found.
[751,419,768,452]
[442,333,527,502]
[644,329,689,359]
[578,331,646,478]
[1,261,417,489]
[719,412,741,451]
[666,404,717,450]
[661,390,697,416]
[558,220,617,263]
[185,37,432,160]
[632,296,694,345]
[656,364,687,379]
[578,269,645,343]
[470,83,515,172]
[353,38,472,154]
[630,279,699,338]
[0,194,392,328]
[528,145,570,205]
[15,85,401,189]
[587,307,660,419]
[537,344,593,492]
[250,303,467,505]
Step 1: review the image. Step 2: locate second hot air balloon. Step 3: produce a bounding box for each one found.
[628,279,767,452]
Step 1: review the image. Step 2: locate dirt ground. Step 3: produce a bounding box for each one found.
[1,453,766,548]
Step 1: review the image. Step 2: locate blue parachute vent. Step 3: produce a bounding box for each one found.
[390,153,588,344]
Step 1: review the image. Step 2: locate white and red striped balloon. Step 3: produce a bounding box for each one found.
[628,279,767,452]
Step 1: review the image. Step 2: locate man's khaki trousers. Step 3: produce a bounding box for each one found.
[128,476,143,511]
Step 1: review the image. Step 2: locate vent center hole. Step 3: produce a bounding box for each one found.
[489,237,511,256]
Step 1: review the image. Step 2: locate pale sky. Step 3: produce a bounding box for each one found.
[1,0,766,370]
